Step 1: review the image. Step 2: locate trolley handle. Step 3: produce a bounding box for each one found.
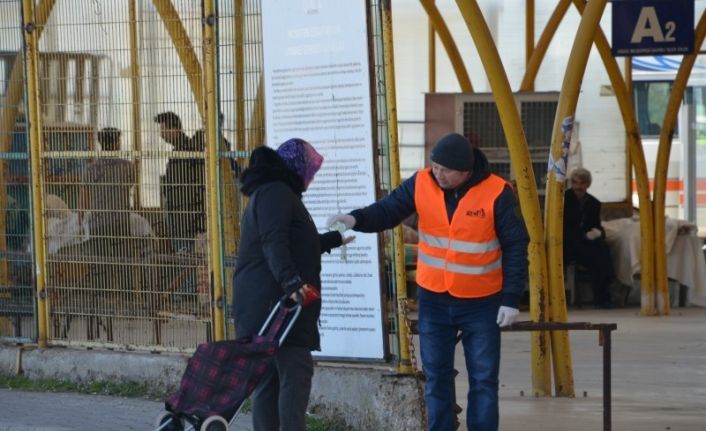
[257,296,302,346]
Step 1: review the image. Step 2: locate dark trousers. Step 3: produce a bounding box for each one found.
[572,238,615,305]
[252,344,313,431]
[418,288,501,431]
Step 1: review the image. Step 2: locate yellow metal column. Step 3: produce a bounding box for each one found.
[381,0,414,374]
[569,0,656,315]
[520,0,571,91]
[203,0,225,340]
[128,0,142,208]
[545,0,611,397]
[233,0,245,160]
[233,0,245,180]
[624,58,633,202]
[428,0,436,92]
[526,0,534,82]
[419,0,472,92]
[654,13,706,315]
[0,0,56,303]
[22,0,49,347]
[224,0,246,338]
[247,79,265,149]
[455,0,552,396]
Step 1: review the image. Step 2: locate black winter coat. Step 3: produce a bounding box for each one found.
[350,147,529,308]
[563,189,604,261]
[233,147,341,350]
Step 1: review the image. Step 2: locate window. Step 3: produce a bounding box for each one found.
[633,81,677,137]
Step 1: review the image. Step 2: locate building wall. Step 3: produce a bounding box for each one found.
[392,0,628,201]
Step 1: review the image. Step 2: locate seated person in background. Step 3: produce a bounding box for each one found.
[563,168,616,308]
[79,127,134,292]
[80,127,134,241]
[45,194,87,254]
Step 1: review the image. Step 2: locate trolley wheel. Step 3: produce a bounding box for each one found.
[200,415,228,431]
[155,411,183,431]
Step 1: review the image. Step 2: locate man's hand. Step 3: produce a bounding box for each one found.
[585,228,602,240]
[496,306,519,327]
[327,214,356,231]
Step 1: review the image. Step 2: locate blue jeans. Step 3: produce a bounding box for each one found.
[418,288,501,431]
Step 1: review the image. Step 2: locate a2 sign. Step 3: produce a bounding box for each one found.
[612,0,695,57]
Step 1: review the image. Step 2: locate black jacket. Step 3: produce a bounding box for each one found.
[233,147,341,350]
[162,132,205,238]
[563,188,604,261]
[350,148,529,308]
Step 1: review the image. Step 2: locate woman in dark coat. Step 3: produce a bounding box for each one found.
[233,138,350,431]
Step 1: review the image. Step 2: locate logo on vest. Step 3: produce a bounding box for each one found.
[466,208,486,218]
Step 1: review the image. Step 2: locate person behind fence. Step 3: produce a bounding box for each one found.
[327,132,529,431]
[154,111,205,253]
[79,127,133,241]
[563,167,616,308]
[232,138,353,431]
[78,127,134,293]
[191,111,241,178]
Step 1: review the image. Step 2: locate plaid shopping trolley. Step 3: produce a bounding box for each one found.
[154,297,303,431]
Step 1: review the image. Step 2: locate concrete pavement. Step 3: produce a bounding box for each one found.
[496,307,706,431]
[1,307,705,430]
[0,389,253,431]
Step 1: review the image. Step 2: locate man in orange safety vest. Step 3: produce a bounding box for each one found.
[328,132,529,431]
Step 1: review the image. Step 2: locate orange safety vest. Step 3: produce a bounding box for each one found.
[414,169,506,298]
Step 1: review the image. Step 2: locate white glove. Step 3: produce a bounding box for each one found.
[585,228,602,240]
[496,306,519,327]
[326,213,356,231]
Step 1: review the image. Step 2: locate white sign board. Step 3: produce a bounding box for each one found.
[262,0,386,359]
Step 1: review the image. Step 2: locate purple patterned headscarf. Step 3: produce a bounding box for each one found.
[276,138,323,189]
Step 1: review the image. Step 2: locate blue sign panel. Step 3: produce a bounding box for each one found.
[612,0,694,56]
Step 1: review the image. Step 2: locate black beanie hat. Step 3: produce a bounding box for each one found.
[430,133,475,171]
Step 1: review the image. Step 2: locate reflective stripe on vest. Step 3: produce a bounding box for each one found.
[414,169,507,298]
[418,231,500,254]
[418,250,503,274]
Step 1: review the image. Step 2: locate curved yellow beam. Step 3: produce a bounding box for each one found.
[151,0,204,119]
[419,0,473,92]
[569,0,656,315]
[455,0,552,397]
[654,12,706,314]
[546,0,611,396]
[520,0,571,91]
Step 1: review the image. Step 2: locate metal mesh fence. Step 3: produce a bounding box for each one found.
[0,0,228,351]
[0,0,284,352]
[1,0,399,358]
